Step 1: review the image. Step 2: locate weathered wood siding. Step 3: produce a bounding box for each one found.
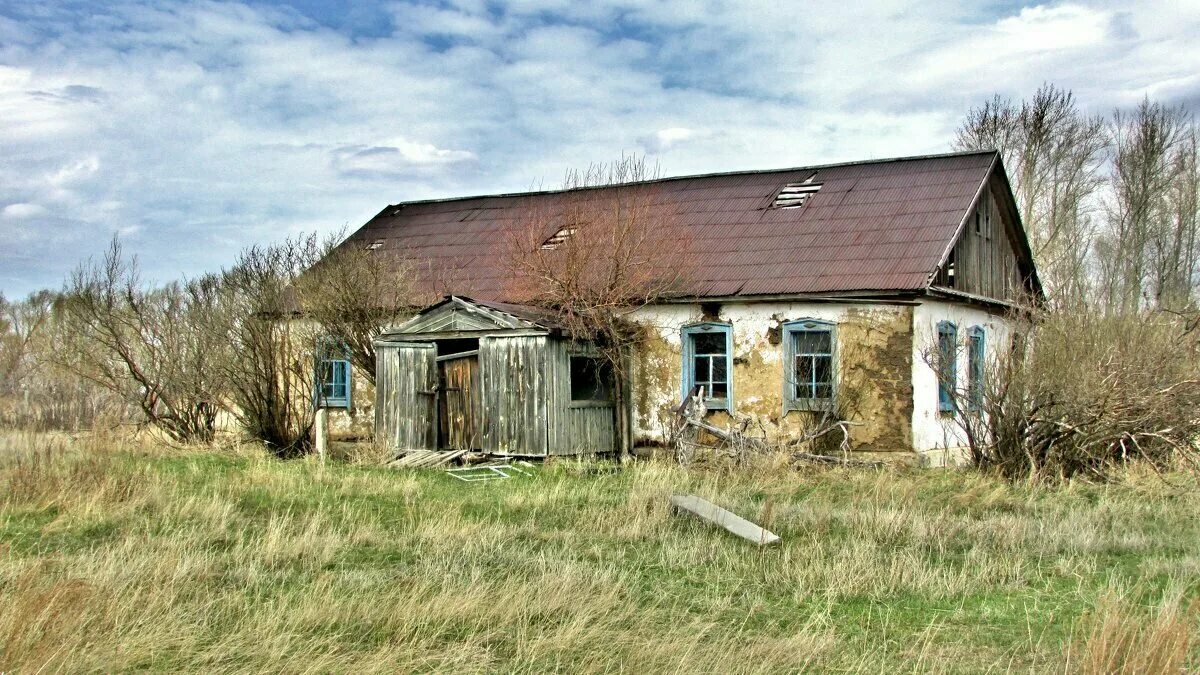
[546,339,616,455]
[933,183,1023,300]
[375,342,437,452]
[480,335,550,455]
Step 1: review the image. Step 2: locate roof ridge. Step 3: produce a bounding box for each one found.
[379,149,999,211]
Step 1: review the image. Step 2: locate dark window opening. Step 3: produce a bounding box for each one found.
[435,338,479,358]
[684,326,731,405]
[691,332,728,399]
[570,356,613,402]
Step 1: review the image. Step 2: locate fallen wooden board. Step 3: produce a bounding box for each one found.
[388,449,469,469]
[669,494,781,546]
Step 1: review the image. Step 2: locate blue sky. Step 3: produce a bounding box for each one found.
[2,0,1199,297]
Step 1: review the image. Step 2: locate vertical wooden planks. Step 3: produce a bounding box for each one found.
[479,335,550,456]
[375,342,437,453]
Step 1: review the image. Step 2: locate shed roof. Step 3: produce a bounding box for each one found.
[338,150,1027,301]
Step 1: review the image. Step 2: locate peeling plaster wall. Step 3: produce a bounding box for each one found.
[629,301,914,455]
[911,299,1015,465]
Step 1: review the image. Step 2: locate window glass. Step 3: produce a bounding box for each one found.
[790,327,833,403]
[684,325,732,407]
[316,339,351,408]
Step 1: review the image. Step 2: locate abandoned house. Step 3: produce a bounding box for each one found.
[315,150,1041,466]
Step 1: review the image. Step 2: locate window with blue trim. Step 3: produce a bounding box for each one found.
[968,326,985,412]
[783,319,835,411]
[937,321,957,413]
[316,339,351,409]
[682,323,732,410]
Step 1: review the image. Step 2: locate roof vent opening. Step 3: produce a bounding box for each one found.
[365,240,384,251]
[540,227,576,250]
[772,173,822,209]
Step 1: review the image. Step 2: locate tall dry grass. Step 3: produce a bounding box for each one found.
[1,432,1198,672]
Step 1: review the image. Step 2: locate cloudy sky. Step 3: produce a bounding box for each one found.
[2,1,1199,297]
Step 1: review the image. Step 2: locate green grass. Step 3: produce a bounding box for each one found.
[1,431,1198,673]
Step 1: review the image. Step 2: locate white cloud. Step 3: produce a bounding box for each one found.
[638,127,710,153]
[1,203,46,219]
[1,0,1199,295]
[332,138,476,176]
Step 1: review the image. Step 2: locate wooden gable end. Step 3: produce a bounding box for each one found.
[388,297,538,336]
[931,166,1039,303]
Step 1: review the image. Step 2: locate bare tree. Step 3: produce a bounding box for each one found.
[0,290,53,393]
[503,154,690,459]
[208,235,324,457]
[1097,99,1191,312]
[54,239,227,443]
[1151,124,1200,309]
[296,235,416,385]
[955,85,1109,304]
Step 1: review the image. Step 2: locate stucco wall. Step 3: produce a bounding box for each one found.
[910,299,1014,465]
[629,301,914,455]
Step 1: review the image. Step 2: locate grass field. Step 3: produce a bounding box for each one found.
[1,431,1197,673]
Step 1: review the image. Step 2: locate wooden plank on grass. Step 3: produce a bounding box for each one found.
[669,495,781,546]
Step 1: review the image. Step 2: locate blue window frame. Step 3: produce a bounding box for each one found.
[316,339,351,409]
[681,323,733,410]
[783,319,835,412]
[937,321,957,413]
[968,326,985,412]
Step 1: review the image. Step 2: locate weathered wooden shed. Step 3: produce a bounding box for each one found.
[375,296,617,457]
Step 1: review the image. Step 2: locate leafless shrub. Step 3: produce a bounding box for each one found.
[0,292,122,430]
[52,239,227,443]
[939,306,1200,480]
[295,231,417,385]
[503,154,691,457]
[207,234,324,457]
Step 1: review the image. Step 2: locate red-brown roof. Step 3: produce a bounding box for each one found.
[338,150,1007,301]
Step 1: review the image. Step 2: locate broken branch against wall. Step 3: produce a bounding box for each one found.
[501,153,694,459]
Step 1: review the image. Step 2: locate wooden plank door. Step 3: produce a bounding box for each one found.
[375,342,438,452]
[438,354,481,450]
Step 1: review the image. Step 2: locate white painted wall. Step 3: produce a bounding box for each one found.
[910,299,1015,464]
[628,301,909,443]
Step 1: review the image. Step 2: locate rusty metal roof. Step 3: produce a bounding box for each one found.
[337,150,1007,302]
